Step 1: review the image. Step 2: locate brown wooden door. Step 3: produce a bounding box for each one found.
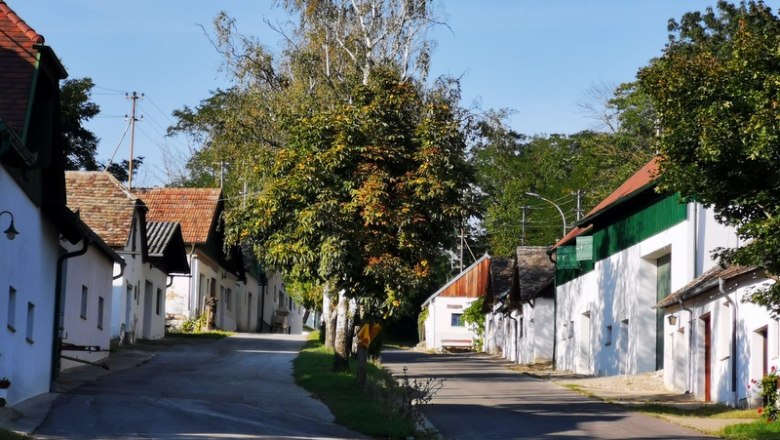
[703,315,712,402]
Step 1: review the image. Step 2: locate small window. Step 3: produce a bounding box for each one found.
[97,296,105,330]
[134,284,139,305]
[156,288,162,315]
[7,286,17,332]
[26,302,35,343]
[519,317,524,338]
[605,325,613,346]
[226,288,232,311]
[80,285,88,320]
[569,320,574,338]
[451,313,464,327]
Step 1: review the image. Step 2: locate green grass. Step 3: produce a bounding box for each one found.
[0,428,29,440]
[633,403,758,419]
[721,420,780,439]
[165,329,233,339]
[293,331,418,439]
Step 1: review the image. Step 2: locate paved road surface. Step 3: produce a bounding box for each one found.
[382,349,714,440]
[35,334,365,439]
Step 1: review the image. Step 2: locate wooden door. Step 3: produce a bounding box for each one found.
[702,315,712,402]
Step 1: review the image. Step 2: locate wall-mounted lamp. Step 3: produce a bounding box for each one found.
[667,314,678,326]
[0,210,19,240]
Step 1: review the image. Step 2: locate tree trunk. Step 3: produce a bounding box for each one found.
[323,285,337,350]
[206,297,217,330]
[333,289,350,372]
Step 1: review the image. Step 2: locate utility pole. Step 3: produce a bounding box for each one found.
[574,190,584,221]
[126,91,143,189]
[520,205,528,246]
[459,226,464,273]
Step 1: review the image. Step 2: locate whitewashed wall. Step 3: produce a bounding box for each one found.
[60,240,114,370]
[663,275,778,407]
[556,205,736,377]
[0,166,59,405]
[424,296,478,350]
[518,298,554,364]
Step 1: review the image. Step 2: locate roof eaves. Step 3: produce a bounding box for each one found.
[421,254,490,309]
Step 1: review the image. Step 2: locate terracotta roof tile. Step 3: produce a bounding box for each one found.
[655,265,758,309]
[65,171,142,248]
[136,187,222,244]
[0,1,44,134]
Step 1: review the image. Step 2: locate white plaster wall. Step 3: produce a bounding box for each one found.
[141,266,167,340]
[236,273,261,332]
[424,296,478,349]
[484,309,504,355]
[517,298,555,364]
[0,166,59,405]
[556,207,735,377]
[60,240,114,370]
[662,276,778,407]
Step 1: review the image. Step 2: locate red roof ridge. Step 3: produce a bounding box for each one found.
[0,1,44,44]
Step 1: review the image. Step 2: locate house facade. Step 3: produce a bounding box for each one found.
[656,265,778,407]
[422,255,497,350]
[138,188,246,331]
[553,159,739,377]
[66,172,187,343]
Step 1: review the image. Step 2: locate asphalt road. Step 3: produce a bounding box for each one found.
[34,333,365,440]
[381,349,715,440]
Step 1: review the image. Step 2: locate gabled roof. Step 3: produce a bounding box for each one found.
[482,257,514,313]
[146,221,190,275]
[0,1,43,136]
[136,187,222,244]
[422,254,491,308]
[513,247,555,303]
[65,171,145,248]
[554,158,659,249]
[655,265,759,309]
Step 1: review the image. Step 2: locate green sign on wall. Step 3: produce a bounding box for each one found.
[576,236,593,261]
[557,246,580,269]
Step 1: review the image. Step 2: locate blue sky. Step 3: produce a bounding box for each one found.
[10,0,777,186]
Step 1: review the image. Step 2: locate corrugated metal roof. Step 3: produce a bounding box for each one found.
[146,221,179,257]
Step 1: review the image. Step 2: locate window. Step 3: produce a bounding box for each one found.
[289,297,292,310]
[519,317,524,338]
[569,320,574,338]
[605,325,613,346]
[451,313,464,327]
[26,302,34,343]
[7,286,16,332]
[80,285,88,320]
[226,288,232,311]
[97,296,105,330]
[156,288,162,315]
[134,283,139,305]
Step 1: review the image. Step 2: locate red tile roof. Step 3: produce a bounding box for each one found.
[136,187,222,244]
[553,158,659,248]
[0,1,44,135]
[65,171,142,248]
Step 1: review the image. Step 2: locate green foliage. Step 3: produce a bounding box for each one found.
[0,428,30,440]
[471,110,655,255]
[105,157,145,184]
[60,77,100,171]
[417,306,429,343]
[461,297,485,350]
[749,366,780,423]
[721,420,780,440]
[180,314,208,333]
[637,0,780,316]
[293,331,418,438]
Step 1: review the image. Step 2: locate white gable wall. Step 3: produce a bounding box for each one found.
[0,166,59,405]
[424,296,478,350]
[60,240,114,370]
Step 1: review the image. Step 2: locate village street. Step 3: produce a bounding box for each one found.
[33,334,365,439]
[381,349,714,440]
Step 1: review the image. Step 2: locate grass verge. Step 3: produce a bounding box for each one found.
[165,329,233,339]
[293,331,419,439]
[0,428,29,440]
[720,420,780,439]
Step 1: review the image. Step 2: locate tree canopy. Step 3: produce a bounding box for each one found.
[638,0,780,315]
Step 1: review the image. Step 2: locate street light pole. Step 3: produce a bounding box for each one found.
[525,192,567,238]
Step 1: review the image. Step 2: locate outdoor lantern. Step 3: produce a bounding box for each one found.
[667,314,678,326]
[0,210,18,240]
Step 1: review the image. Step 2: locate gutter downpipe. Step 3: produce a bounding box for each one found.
[720,277,739,406]
[52,238,90,389]
[679,297,694,394]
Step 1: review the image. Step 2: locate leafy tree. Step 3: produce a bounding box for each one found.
[105,157,145,184]
[461,297,485,350]
[638,0,780,316]
[60,77,100,171]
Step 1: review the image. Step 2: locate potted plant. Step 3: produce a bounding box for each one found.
[0,377,10,389]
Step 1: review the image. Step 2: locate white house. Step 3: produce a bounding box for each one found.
[59,221,124,371]
[552,158,739,377]
[0,1,87,405]
[422,255,496,350]
[66,172,189,343]
[656,265,778,407]
[483,247,554,364]
[138,187,246,332]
